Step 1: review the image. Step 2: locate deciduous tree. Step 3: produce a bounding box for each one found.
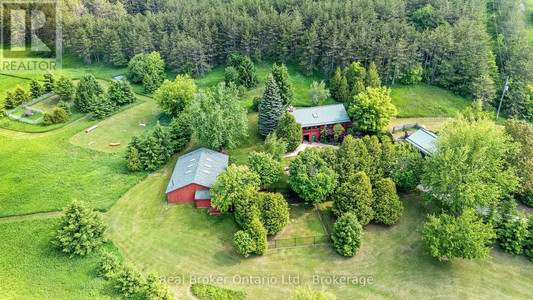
[154,75,196,116]
[211,165,260,212]
[348,86,397,133]
[275,113,302,151]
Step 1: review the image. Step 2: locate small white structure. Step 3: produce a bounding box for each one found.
[139,122,146,127]
[85,125,99,133]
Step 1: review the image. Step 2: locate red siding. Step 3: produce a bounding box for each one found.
[301,122,349,142]
[167,184,209,203]
[195,199,212,208]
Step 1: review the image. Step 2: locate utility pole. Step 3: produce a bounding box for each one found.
[496,76,509,120]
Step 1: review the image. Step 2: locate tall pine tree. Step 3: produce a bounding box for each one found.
[271,63,293,107]
[259,74,284,136]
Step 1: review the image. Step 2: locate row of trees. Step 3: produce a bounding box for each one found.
[60,0,533,120]
[75,74,136,120]
[210,156,289,256]
[286,134,422,256]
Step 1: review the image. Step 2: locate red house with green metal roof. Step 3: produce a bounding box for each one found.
[289,104,351,143]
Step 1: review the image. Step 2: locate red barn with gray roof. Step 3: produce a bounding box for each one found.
[166,148,229,210]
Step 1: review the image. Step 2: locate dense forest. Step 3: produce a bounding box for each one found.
[61,0,533,121]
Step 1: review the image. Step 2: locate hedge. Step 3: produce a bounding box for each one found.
[190,283,246,300]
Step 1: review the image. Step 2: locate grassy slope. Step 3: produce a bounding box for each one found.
[0,218,120,299]
[0,118,146,217]
[105,160,533,299]
[389,83,471,118]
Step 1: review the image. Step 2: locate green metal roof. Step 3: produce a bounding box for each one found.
[406,128,438,155]
[290,104,351,127]
[194,190,212,200]
[166,148,229,194]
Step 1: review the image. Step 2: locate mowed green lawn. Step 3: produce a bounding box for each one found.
[0,218,121,299]
[105,160,533,300]
[69,95,159,153]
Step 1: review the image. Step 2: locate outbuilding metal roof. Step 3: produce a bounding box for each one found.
[406,128,438,156]
[290,104,351,127]
[165,148,229,194]
[194,190,212,200]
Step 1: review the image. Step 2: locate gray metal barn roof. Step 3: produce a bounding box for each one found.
[166,148,229,194]
[290,104,351,127]
[406,128,438,156]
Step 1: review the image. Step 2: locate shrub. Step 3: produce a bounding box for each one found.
[224,66,239,85]
[190,283,246,300]
[498,213,529,255]
[525,216,533,260]
[42,112,54,126]
[126,146,144,171]
[234,230,256,256]
[263,132,287,161]
[332,172,373,225]
[390,143,425,191]
[333,124,344,142]
[252,96,261,112]
[52,201,106,257]
[421,209,496,260]
[58,100,71,117]
[372,178,403,225]
[248,216,268,255]
[108,80,136,106]
[54,76,75,100]
[259,192,290,235]
[115,264,144,297]
[331,213,363,257]
[291,286,337,300]
[145,272,173,300]
[275,113,302,151]
[248,151,283,187]
[52,107,70,124]
[97,251,121,279]
[398,64,423,85]
[288,148,338,203]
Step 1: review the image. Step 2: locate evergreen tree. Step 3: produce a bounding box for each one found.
[365,62,381,87]
[390,143,425,191]
[75,74,103,112]
[248,216,268,255]
[58,101,71,117]
[51,107,70,124]
[108,80,136,106]
[43,71,55,92]
[97,251,121,279]
[258,75,285,136]
[29,80,43,99]
[263,132,287,162]
[54,76,75,100]
[168,111,193,152]
[52,201,106,257]
[372,178,403,225]
[145,272,173,300]
[237,56,258,88]
[234,188,262,230]
[271,63,293,107]
[362,135,384,183]
[335,135,369,184]
[329,67,343,101]
[87,94,116,120]
[331,213,363,257]
[224,66,238,85]
[234,230,256,256]
[332,172,374,225]
[275,113,302,151]
[498,212,529,255]
[115,264,144,297]
[126,146,143,171]
[258,192,290,235]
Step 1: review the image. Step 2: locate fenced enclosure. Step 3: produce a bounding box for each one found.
[391,122,425,133]
[268,235,331,249]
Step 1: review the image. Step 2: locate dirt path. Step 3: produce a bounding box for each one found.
[0,211,63,224]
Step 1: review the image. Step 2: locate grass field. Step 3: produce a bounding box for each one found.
[32,95,64,113]
[69,95,159,153]
[0,118,147,217]
[389,83,471,118]
[105,160,533,299]
[0,218,121,299]
[10,107,43,120]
